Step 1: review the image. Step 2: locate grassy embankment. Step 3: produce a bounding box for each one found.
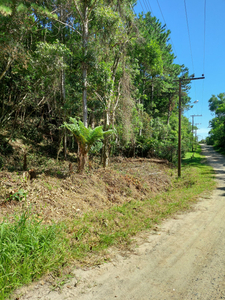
[0,145,216,300]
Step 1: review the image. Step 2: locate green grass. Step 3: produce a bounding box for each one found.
[0,145,216,299]
[182,144,204,166]
[0,211,69,300]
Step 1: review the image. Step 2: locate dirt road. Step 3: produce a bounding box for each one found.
[17,145,225,300]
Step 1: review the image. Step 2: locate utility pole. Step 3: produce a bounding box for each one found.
[195,123,201,143]
[176,76,205,177]
[191,116,202,152]
[178,79,182,177]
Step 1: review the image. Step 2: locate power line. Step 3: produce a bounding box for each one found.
[142,0,151,14]
[203,0,206,75]
[155,0,180,65]
[201,0,206,116]
[139,0,145,13]
[145,0,154,15]
[183,0,197,104]
[190,114,202,152]
[183,0,195,74]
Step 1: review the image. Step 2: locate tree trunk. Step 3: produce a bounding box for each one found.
[138,97,143,136]
[61,68,66,102]
[103,136,110,168]
[61,68,67,158]
[151,78,154,113]
[102,109,110,168]
[57,133,63,161]
[77,144,88,174]
[89,108,95,129]
[139,79,145,136]
[167,95,172,125]
[63,131,67,159]
[59,7,67,158]
[82,5,88,128]
[0,57,13,82]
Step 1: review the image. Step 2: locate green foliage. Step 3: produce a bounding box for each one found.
[90,141,103,156]
[182,145,203,166]
[6,189,28,202]
[33,40,71,73]
[63,118,114,152]
[207,93,225,148]
[0,4,12,15]
[126,112,192,163]
[0,0,194,165]
[0,211,68,299]
[146,117,178,162]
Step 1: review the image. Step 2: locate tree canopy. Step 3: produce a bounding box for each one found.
[206,93,225,149]
[0,0,195,169]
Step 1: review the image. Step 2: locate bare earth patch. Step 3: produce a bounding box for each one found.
[0,157,172,223]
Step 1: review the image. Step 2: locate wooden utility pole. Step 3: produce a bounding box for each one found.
[191,115,202,152]
[195,122,201,144]
[177,76,205,177]
[178,79,182,177]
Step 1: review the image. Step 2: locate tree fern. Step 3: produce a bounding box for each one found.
[63,118,114,172]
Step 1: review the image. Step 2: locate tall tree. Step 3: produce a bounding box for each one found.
[207,93,225,148]
[72,0,99,127]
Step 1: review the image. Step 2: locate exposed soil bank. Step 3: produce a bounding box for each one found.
[0,157,171,224]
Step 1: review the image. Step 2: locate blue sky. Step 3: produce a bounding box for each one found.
[133,0,225,140]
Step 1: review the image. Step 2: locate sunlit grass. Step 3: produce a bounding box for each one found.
[182,144,205,166]
[0,212,69,300]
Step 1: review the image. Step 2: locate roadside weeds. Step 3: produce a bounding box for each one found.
[0,148,216,300]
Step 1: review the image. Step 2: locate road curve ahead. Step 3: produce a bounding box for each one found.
[19,145,225,300]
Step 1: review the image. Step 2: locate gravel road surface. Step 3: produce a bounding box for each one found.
[16,144,225,300]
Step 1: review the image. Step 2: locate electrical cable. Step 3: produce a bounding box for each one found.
[145,0,154,15]
[155,0,180,64]
[183,0,197,104]
[201,0,206,116]
[203,0,206,75]
[143,0,151,13]
[139,0,146,13]
[183,0,195,75]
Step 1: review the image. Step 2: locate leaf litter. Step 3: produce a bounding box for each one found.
[0,157,173,224]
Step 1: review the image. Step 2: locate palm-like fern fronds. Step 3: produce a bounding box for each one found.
[63,118,114,150]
